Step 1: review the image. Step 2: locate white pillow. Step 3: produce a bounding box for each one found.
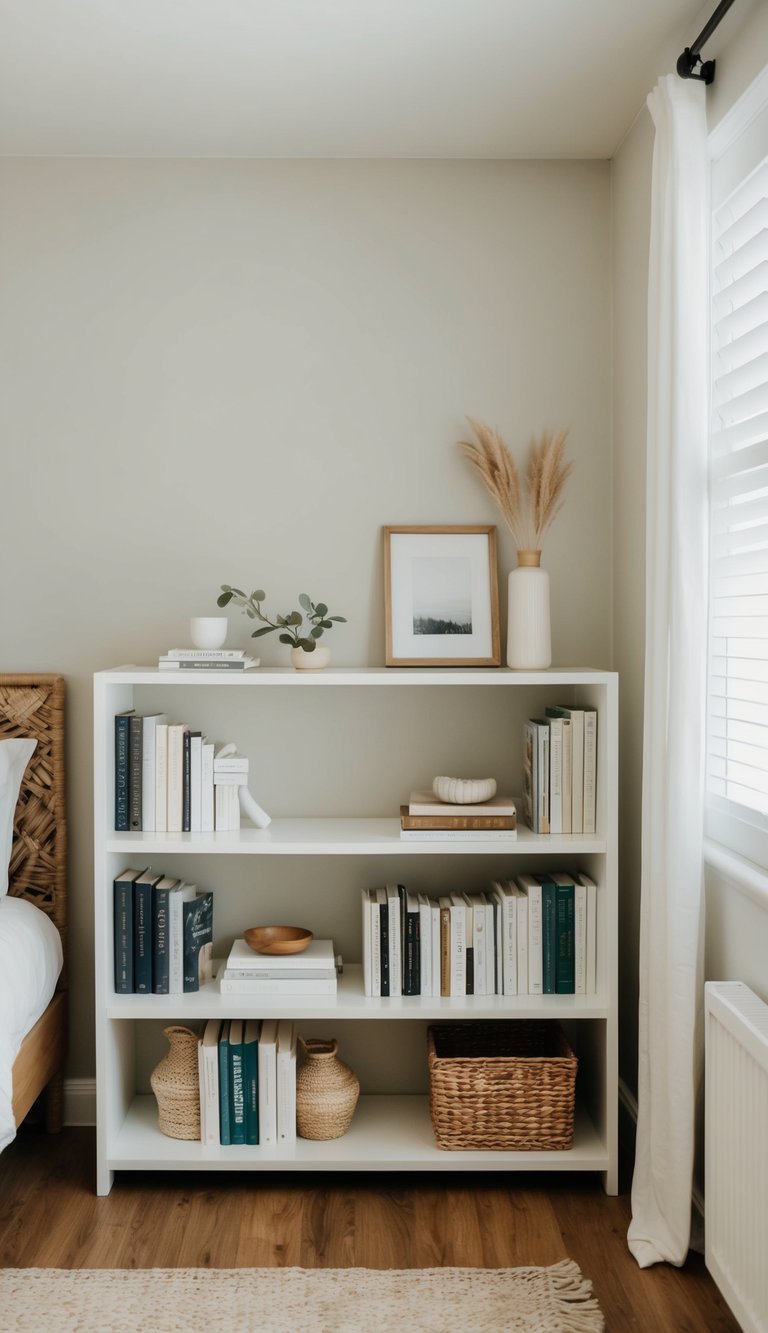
[0,738,37,897]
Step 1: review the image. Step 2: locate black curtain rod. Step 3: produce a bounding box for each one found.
[677,0,736,85]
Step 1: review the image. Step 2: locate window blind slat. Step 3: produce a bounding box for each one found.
[712,258,768,319]
[714,290,768,346]
[712,409,768,458]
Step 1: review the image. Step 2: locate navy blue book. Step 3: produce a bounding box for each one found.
[151,875,178,994]
[114,710,134,831]
[113,867,142,993]
[552,873,576,994]
[243,1019,260,1146]
[228,1019,245,1145]
[182,890,213,992]
[218,1021,231,1146]
[128,714,143,831]
[537,874,559,995]
[133,870,158,993]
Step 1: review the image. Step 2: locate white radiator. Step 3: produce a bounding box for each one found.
[705,981,768,1333]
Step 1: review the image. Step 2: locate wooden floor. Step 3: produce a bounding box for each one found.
[0,1125,736,1331]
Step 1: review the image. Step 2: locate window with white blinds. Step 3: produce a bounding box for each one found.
[707,89,768,866]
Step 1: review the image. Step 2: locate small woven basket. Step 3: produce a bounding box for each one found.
[150,1025,201,1141]
[296,1037,360,1141]
[427,1021,577,1151]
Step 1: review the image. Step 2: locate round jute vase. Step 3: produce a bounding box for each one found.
[150,1025,201,1140]
[296,1037,360,1140]
[506,549,552,670]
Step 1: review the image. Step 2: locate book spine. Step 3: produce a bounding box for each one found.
[218,1027,231,1146]
[541,881,558,994]
[585,877,597,994]
[219,977,338,994]
[257,1028,277,1146]
[370,892,381,996]
[472,902,486,997]
[229,1037,245,1145]
[400,812,516,830]
[536,724,550,834]
[202,1035,220,1146]
[183,892,213,992]
[152,887,169,994]
[399,829,517,841]
[387,886,401,998]
[154,723,168,833]
[166,649,245,659]
[440,901,451,997]
[556,882,575,994]
[161,659,250,670]
[167,727,184,833]
[522,721,537,831]
[430,902,441,999]
[527,882,543,996]
[114,715,131,831]
[133,880,153,994]
[169,891,184,994]
[277,1030,296,1148]
[190,733,202,833]
[560,719,572,834]
[574,880,587,995]
[182,729,191,832]
[244,1035,259,1146]
[548,717,563,836]
[418,897,432,998]
[516,892,528,995]
[571,711,585,833]
[583,710,597,834]
[403,906,419,996]
[113,879,133,993]
[128,715,143,831]
[379,897,389,997]
[449,900,466,998]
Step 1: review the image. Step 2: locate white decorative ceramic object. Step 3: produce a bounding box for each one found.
[506,551,552,670]
[290,645,331,671]
[432,776,497,805]
[190,617,228,649]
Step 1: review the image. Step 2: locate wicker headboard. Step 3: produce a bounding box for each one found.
[0,675,67,972]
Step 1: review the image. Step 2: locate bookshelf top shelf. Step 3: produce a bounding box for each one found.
[96,665,616,688]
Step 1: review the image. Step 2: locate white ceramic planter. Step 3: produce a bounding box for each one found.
[290,645,331,671]
[506,551,552,670]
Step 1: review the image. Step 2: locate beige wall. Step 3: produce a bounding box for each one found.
[0,159,612,1078]
[611,0,768,1100]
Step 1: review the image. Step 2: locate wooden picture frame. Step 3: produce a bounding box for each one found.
[383,525,500,666]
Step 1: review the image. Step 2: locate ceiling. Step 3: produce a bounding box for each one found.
[0,0,708,159]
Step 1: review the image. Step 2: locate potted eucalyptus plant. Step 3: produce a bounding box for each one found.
[217,586,346,670]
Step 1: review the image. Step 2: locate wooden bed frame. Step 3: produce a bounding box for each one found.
[2,674,68,1133]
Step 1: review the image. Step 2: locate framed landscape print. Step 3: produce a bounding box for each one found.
[383,525,500,666]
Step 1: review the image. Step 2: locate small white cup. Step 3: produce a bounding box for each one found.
[190,616,228,649]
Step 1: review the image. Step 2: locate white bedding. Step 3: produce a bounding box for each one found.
[0,895,63,1153]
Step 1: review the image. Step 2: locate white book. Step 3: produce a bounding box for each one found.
[430,901,441,999]
[141,713,167,832]
[583,710,598,834]
[448,893,467,998]
[399,828,517,842]
[154,722,169,833]
[487,890,502,995]
[167,723,188,833]
[407,790,518,817]
[276,1019,296,1147]
[574,877,587,994]
[165,648,247,660]
[483,896,495,996]
[576,871,598,994]
[386,883,402,998]
[228,938,336,971]
[200,1018,221,1146]
[467,893,487,996]
[158,656,258,671]
[197,1031,206,1145]
[168,882,198,993]
[490,881,517,996]
[560,719,572,835]
[370,889,382,996]
[190,732,202,832]
[219,974,338,994]
[517,873,543,996]
[534,721,550,834]
[375,887,387,995]
[257,1018,278,1145]
[201,739,215,833]
[551,707,584,833]
[548,716,563,835]
[361,886,373,997]
[418,893,432,998]
[510,881,528,995]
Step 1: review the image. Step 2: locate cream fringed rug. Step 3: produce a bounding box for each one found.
[0,1262,603,1333]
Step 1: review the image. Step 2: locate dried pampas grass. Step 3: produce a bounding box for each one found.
[460,418,572,552]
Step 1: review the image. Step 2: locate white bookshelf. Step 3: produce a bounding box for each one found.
[94,665,618,1196]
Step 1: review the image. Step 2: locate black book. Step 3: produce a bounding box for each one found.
[182,728,192,832]
[128,714,143,831]
[133,870,161,993]
[378,886,389,997]
[183,889,214,992]
[466,945,475,995]
[152,875,178,994]
[113,867,142,992]
[400,887,421,996]
[114,710,134,831]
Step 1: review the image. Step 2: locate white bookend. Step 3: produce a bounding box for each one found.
[361,887,373,997]
[190,733,202,833]
[276,1019,297,1148]
[418,893,432,998]
[517,873,543,996]
[141,713,167,832]
[168,882,198,993]
[386,883,402,998]
[560,718,572,834]
[257,1018,278,1146]
[548,716,563,835]
[583,709,598,834]
[448,893,467,998]
[166,723,188,833]
[574,878,587,995]
[200,1018,221,1146]
[201,739,215,833]
[154,722,169,833]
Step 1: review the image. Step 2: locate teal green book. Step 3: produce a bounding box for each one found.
[218,1020,231,1145]
[228,1019,245,1145]
[243,1018,260,1146]
[552,873,575,994]
[538,874,558,995]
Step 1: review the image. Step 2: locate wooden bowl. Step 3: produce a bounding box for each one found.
[244,926,313,955]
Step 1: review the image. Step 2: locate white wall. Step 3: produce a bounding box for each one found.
[611,0,768,1099]
[0,159,611,1077]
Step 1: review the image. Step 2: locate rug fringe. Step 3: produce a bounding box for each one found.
[547,1259,605,1331]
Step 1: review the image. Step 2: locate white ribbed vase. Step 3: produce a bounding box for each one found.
[506,550,552,670]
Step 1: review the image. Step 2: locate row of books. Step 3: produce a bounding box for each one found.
[197,1017,296,1146]
[158,648,259,672]
[361,871,597,997]
[113,867,213,994]
[523,706,598,834]
[114,709,248,832]
[399,789,517,842]
[218,938,339,995]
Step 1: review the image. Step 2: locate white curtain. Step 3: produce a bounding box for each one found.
[627,74,709,1269]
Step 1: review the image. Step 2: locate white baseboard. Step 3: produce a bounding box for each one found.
[64,1077,96,1126]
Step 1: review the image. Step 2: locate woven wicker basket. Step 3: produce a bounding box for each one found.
[150,1025,201,1141]
[427,1021,577,1151]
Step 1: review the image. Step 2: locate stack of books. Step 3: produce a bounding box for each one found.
[157,648,260,671]
[522,706,597,834]
[399,789,517,841]
[218,938,338,994]
[113,867,213,994]
[198,1016,296,1147]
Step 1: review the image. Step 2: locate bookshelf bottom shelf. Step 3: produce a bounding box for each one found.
[108,1095,608,1174]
